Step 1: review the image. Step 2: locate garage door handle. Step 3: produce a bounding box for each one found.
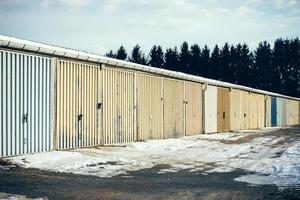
[78,114,83,121]
[97,103,102,109]
[223,112,226,119]
[23,113,28,123]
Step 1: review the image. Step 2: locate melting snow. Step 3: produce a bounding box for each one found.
[3,127,300,188]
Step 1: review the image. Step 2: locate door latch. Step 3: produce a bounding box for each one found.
[97,103,102,109]
[23,113,28,123]
[78,114,83,121]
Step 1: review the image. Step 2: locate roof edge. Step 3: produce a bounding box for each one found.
[0,34,299,101]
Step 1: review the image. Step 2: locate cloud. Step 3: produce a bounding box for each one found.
[0,0,299,53]
[42,0,91,10]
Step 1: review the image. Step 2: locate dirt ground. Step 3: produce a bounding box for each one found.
[1,127,300,200]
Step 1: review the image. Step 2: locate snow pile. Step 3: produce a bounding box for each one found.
[0,192,46,200]
[4,127,300,187]
[235,141,300,187]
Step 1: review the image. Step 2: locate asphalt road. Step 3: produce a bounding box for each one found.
[1,127,300,200]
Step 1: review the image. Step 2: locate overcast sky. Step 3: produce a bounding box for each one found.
[0,0,300,55]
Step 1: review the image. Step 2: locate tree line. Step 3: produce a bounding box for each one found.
[106,38,300,98]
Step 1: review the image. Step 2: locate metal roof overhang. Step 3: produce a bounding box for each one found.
[0,34,299,101]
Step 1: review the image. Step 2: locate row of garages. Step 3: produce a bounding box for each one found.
[1,43,300,157]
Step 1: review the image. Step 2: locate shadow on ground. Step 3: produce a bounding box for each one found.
[0,164,300,200]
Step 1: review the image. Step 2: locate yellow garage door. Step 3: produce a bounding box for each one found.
[163,78,185,138]
[217,87,230,132]
[137,74,163,140]
[102,67,136,144]
[185,81,202,136]
[55,59,101,149]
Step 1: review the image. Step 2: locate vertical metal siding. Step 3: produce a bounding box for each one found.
[276,98,283,126]
[0,50,52,157]
[217,87,230,132]
[185,81,202,136]
[204,85,217,133]
[240,91,250,130]
[294,100,299,125]
[55,59,100,150]
[137,74,163,140]
[299,101,300,124]
[102,67,136,144]
[230,89,241,131]
[287,100,291,126]
[249,93,258,129]
[265,96,271,127]
[163,78,185,138]
[229,89,241,131]
[282,99,288,126]
[257,94,265,129]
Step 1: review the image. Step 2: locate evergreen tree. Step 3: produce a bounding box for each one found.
[129,45,147,65]
[208,45,221,80]
[220,43,231,82]
[164,47,179,71]
[115,45,127,60]
[106,50,116,58]
[272,39,286,93]
[239,43,253,87]
[200,45,210,77]
[288,38,300,97]
[190,44,201,75]
[280,38,300,97]
[178,42,190,73]
[253,41,273,90]
[230,44,243,84]
[149,45,164,68]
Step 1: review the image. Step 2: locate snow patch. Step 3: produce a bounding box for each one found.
[4,127,300,187]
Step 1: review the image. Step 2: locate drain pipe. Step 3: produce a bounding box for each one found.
[202,82,208,134]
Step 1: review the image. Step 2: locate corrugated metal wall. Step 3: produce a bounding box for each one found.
[249,93,258,129]
[0,50,53,157]
[240,91,250,129]
[299,101,300,124]
[204,85,217,133]
[229,89,241,131]
[294,101,299,125]
[2,48,300,157]
[217,87,230,132]
[277,98,284,126]
[137,73,163,140]
[163,78,185,138]
[55,59,101,149]
[102,67,136,144]
[185,81,202,136]
[290,100,299,125]
[287,100,292,125]
[265,96,271,127]
[282,99,288,126]
[257,94,265,128]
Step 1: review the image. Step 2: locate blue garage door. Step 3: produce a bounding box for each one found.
[271,97,277,126]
